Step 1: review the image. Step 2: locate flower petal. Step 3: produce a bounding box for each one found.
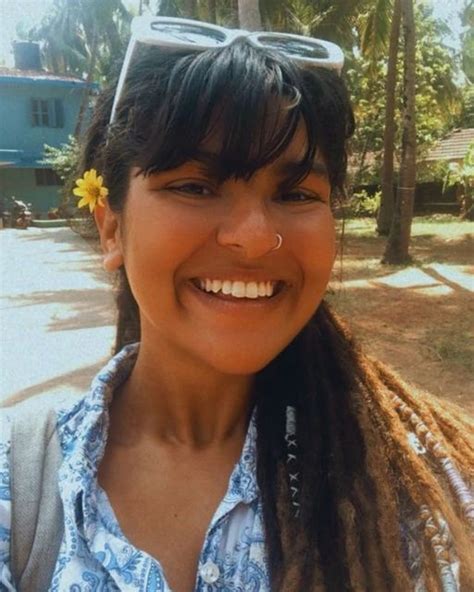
[73,187,87,197]
[77,196,89,208]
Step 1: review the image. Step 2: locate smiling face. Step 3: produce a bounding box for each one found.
[99,123,336,376]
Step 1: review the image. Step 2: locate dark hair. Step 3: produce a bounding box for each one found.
[79,40,474,591]
[82,41,354,211]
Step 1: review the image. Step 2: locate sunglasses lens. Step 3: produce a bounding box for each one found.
[150,22,227,46]
[258,36,329,60]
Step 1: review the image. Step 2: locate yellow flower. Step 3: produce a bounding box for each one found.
[73,169,108,213]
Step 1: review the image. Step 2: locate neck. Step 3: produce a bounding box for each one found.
[109,338,256,449]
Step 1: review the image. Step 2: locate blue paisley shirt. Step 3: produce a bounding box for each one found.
[0,344,269,591]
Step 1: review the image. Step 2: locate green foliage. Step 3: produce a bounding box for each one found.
[346,54,389,184]
[347,4,463,186]
[443,142,474,193]
[358,0,392,58]
[416,160,449,184]
[260,0,365,50]
[347,189,381,217]
[414,5,462,158]
[41,136,80,183]
[458,85,474,127]
[28,0,130,86]
[460,0,473,83]
[442,142,474,219]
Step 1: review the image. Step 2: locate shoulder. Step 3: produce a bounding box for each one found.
[0,408,13,587]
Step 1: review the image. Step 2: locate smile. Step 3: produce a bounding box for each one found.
[191,278,285,299]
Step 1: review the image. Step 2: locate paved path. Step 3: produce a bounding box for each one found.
[0,227,115,405]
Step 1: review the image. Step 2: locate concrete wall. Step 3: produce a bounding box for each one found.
[0,82,84,157]
[0,168,62,214]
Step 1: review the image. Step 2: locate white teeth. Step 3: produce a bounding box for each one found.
[231,281,246,298]
[196,278,278,299]
[245,282,259,299]
[222,280,232,295]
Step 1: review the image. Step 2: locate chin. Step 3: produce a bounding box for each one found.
[200,343,287,377]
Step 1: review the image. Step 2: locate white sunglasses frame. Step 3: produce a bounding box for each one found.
[109,16,345,125]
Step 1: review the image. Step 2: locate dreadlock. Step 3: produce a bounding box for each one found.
[77,39,474,590]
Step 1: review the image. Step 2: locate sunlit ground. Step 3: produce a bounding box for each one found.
[329,215,473,414]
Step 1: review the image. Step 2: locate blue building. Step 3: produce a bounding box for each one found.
[0,42,94,215]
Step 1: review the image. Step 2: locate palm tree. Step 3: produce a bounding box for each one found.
[261,0,366,49]
[181,0,198,18]
[383,0,417,264]
[31,0,131,137]
[207,0,218,23]
[31,1,88,75]
[238,0,262,30]
[376,0,401,235]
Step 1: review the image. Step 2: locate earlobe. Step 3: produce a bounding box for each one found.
[94,202,124,271]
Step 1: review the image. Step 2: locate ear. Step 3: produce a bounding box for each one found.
[94,201,124,271]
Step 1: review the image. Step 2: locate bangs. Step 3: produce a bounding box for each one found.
[122,42,315,184]
[109,40,354,190]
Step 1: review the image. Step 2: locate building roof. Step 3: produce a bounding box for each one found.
[0,67,99,90]
[0,149,49,169]
[424,128,474,162]
[0,67,83,82]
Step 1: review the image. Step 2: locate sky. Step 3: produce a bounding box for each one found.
[0,0,467,67]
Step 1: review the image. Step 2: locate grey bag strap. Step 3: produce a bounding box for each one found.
[9,398,64,591]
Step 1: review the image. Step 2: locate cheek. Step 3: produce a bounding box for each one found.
[292,211,337,279]
[124,203,207,271]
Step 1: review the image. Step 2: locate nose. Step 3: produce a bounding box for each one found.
[216,200,279,259]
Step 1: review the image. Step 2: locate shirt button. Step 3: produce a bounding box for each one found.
[199,560,220,584]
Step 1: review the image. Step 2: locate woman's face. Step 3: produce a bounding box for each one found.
[102,125,336,375]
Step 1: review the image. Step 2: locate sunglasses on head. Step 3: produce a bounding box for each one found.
[109,16,345,125]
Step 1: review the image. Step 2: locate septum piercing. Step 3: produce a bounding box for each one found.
[271,233,283,251]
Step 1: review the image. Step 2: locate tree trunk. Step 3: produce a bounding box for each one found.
[382,0,416,264]
[207,0,217,23]
[229,0,239,27]
[238,0,262,30]
[377,0,401,235]
[181,0,197,18]
[74,25,99,139]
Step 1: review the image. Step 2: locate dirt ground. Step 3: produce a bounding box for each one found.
[327,216,473,415]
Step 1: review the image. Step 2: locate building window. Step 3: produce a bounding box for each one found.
[35,169,63,186]
[31,98,64,128]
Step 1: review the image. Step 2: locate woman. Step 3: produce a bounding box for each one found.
[1,16,473,592]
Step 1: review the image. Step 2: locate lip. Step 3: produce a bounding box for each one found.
[185,278,289,314]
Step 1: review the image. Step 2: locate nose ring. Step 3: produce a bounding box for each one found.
[271,233,283,251]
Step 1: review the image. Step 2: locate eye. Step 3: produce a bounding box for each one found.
[167,182,213,197]
[277,191,326,204]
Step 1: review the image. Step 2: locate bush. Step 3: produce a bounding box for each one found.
[346,189,381,217]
